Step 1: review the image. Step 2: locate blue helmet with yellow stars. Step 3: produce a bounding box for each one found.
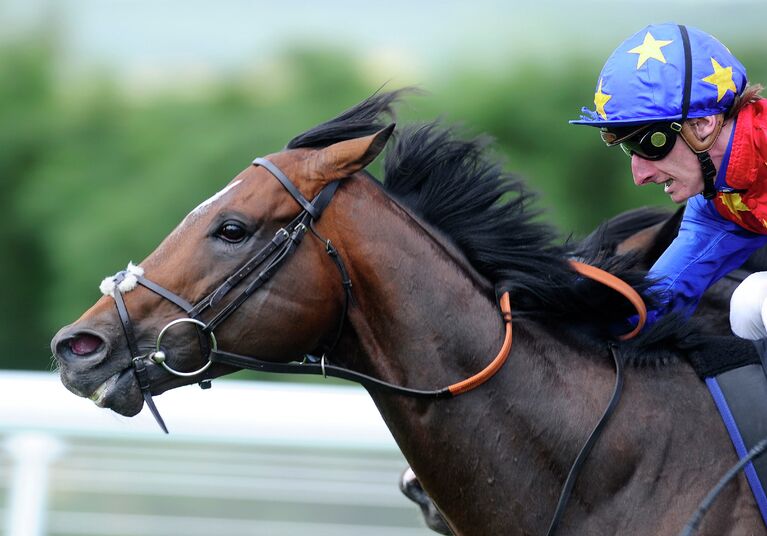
[571,23,747,127]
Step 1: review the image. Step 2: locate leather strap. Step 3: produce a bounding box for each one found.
[132,353,169,433]
[205,226,291,309]
[254,157,320,219]
[113,282,169,434]
[113,286,140,357]
[697,151,718,200]
[135,275,194,312]
[204,215,310,332]
[448,292,512,395]
[212,291,514,399]
[212,349,454,398]
[546,343,624,535]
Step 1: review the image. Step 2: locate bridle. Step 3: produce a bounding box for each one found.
[105,157,518,434]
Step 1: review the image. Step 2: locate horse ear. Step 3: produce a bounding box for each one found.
[318,123,395,179]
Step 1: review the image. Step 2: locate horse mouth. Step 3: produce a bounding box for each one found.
[78,360,195,417]
[73,367,144,417]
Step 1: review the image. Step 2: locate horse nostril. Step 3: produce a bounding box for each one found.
[66,333,105,357]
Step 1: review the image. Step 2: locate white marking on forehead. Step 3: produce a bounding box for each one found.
[99,262,144,298]
[189,180,242,217]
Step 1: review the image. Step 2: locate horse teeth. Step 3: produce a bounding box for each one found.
[88,373,120,406]
[88,384,104,402]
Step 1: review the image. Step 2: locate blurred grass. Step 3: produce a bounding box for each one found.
[3,32,766,370]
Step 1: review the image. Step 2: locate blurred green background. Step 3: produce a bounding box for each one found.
[3,0,767,370]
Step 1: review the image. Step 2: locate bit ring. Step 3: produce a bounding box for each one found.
[152,318,217,377]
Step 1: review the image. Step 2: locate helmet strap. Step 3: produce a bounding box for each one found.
[697,151,718,200]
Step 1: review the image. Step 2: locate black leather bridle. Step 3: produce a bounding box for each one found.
[105,157,514,434]
[106,157,347,433]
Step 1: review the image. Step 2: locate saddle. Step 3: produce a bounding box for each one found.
[689,336,767,524]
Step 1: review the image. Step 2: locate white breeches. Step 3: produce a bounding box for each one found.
[730,272,767,339]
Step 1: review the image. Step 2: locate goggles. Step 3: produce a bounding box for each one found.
[600,122,682,161]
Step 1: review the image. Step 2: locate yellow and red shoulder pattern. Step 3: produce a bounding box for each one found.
[713,100,767,234]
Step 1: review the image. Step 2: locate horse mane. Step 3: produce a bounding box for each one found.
[286,91,675,339]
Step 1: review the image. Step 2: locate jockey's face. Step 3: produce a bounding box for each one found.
[629,135,704,203]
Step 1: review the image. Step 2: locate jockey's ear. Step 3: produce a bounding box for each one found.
[315,123,395,180]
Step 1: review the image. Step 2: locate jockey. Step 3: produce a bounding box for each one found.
[572,22,767,339]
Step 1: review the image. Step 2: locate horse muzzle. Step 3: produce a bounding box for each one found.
[52,325,148,416]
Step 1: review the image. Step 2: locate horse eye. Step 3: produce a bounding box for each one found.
[216,222,248,243]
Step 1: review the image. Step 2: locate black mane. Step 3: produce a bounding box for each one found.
[287,91,677,339]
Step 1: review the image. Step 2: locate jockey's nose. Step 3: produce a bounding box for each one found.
[631,154,658,186]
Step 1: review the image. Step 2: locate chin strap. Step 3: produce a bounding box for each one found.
[698,151,718,200]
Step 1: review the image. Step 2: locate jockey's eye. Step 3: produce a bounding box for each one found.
[215,222,249,244]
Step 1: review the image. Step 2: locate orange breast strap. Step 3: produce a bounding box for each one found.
[570,260,647,341]
[448,292,512,396]
[446,262,646,396]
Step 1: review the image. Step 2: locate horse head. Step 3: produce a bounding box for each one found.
[51,124,394,418]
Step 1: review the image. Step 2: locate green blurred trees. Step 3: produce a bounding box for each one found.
[0,41,58,369]
[3,36,765,370]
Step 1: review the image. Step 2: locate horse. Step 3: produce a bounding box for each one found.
[51,91,765,535]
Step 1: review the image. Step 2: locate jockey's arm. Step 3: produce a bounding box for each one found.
[645,195,767,324]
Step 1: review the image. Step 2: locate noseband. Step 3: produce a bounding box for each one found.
[104,157,515,434]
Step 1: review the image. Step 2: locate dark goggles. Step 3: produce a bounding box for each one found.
[600,122,682,161]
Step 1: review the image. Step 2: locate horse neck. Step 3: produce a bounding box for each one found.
[326,177,501,391]
[323,178,621,534]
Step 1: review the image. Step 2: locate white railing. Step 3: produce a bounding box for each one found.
[0,371,429,536]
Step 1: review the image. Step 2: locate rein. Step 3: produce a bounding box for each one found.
[211,291,512,399]
[543,262,645,535]
[103,157,648,534]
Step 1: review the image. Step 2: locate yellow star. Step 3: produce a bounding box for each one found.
[594,78,611,120]
[718,192,750,222]
[702,58,737,102]
[627,32,673,69]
